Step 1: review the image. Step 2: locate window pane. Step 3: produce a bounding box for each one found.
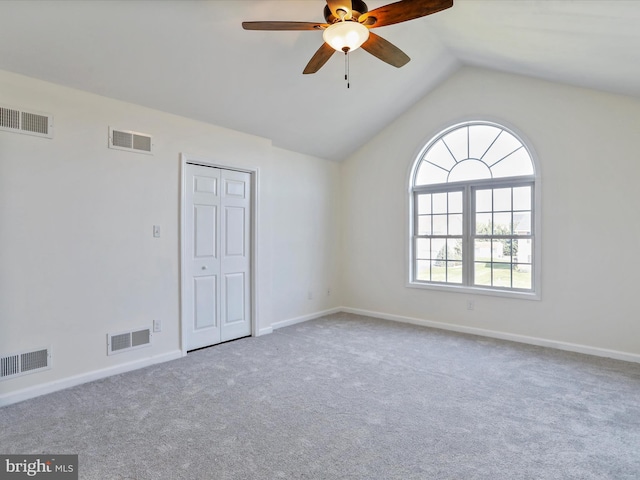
[433,215,447,235]
[492,239,506,262]
[448,214,463,235]
[492,239,511,263]
[513,212,531,235]
[513,186,532,211]
[469,124,501,160]
[431,264,447,282]
[476,189,492,212]
[476,213,492,235]
[416,260,430,281]
[417,215,432,235]
[448,160,491,183]
[491,148,534,178]
[448,238,463,261]
[474,239,492,262]
[448,191,463,213]
[417,194,432,214]
[442,127,468,162]
[482,131,523,166]
[447,262,463,283]
[424,140,456,171]
[493,212,512,235]
[474,262,491,286]
[514,239,532,264]
[432,192,447,214]
[416,238,430,259]
[493,263,512,288]
[499,239,514,263]
[513,265,532,289]
[432,239,446,262]
[493,188,511,211]
[415,161,448,186]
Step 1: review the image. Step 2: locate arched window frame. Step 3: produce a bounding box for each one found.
[408,120,541,299]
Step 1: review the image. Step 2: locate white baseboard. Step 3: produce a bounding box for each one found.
[271,307,342,331]
[341,307,640,364]
[0,350,183,407]
[257,326,273,336]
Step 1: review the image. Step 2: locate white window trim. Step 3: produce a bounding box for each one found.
[406,120,542,300]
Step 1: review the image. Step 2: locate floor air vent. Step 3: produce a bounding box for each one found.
[0,347,51,381]
[107,328,152,355]
[109,127,153,155]
[0,105,53,138]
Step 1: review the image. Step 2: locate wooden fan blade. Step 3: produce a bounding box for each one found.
[326,0,353,19]
[242,21,328,31]
[303,43,336,74]
[361,32,410,68]
[359,0,453,28]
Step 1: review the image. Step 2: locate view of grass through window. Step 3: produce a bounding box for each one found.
[473,185,532,289]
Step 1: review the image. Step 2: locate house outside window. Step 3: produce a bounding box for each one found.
[409,121,539,298]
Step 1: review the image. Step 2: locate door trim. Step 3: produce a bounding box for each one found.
[179,153,260,355]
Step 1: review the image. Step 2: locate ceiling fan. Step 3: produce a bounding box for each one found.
[242,0,453,75]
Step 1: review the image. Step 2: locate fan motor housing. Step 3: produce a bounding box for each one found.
[324,0,369,23]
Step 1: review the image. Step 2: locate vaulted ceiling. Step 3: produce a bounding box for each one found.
[1,1,639,161]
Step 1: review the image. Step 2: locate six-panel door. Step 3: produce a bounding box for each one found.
[185,164,251,350]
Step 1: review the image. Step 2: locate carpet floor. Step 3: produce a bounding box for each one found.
[1,313,639,479]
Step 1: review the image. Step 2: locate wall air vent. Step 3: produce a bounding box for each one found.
[0,347,52,381]
[109,127,153,155]
[0,105,53,138]
[107,328,152,356]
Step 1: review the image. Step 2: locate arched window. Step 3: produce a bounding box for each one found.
[410,121,538,296]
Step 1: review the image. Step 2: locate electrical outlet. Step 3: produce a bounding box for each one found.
[153,319,162,333]
[308,291,313,300]
[467,300,475,311]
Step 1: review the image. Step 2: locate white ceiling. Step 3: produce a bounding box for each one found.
[1,1,639,161]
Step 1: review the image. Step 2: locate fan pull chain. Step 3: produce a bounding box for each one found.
[344,50,350,89]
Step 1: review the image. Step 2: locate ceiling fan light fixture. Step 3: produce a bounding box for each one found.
[323,21,369,53]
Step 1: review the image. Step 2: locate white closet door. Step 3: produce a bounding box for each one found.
[184,164,251,350]
[220,169,252,342]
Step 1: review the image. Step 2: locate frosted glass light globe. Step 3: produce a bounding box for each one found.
[323,21,370,52]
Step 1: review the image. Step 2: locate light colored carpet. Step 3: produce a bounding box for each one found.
[1,313,639,479]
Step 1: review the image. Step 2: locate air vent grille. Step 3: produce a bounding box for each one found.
[1,347,51,381]
[107,328,152,355]
[112,130,133,149]
[131,329,150,347]
[1,355,19,378]
[132,134,151,152]
[0,107,20,130]
[110,333,131,352]
[21,112,50,135]
[109,127,153,155]
[0,105,53,138]
[21,349,49,372]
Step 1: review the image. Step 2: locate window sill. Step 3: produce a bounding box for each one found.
[406,281,540,300]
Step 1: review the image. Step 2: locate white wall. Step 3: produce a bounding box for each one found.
[0,70,341,402]
[267,147,342,324]
[341,66,640,357]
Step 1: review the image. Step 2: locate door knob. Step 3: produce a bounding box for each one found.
[201,266,207,270]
